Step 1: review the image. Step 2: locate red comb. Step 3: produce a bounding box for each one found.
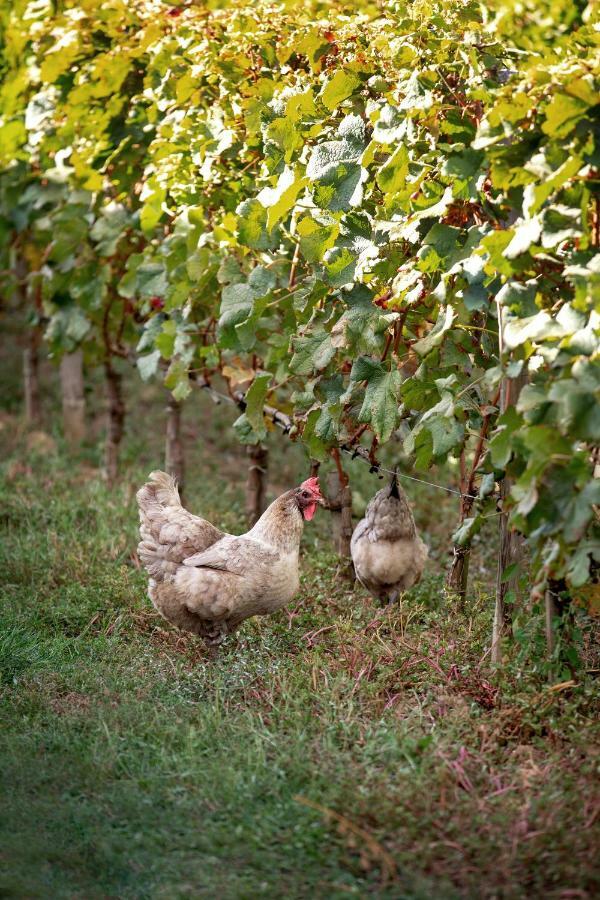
[301,476,322,498]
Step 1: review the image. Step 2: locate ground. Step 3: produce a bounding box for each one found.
[0,358,599,899]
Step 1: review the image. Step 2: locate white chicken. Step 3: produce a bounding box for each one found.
[351,472,428,604]
[136,471,322,644]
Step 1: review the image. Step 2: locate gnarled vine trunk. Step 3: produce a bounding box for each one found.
[246,443,268,527]
[104,361,125,484]
[165,395,185,495]
[326,469,355,579]
[544,578,570,660]
[447,487,475,602]
[446,315,495,603]
[23,328,42,426]
[339,483,354,571]
[447,543,471,602]
[60,350,86,445]
[491,310,528,665]
[491,478,525,664]
[18,257,42,427]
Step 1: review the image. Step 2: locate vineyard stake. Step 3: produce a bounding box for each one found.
[59,350,86,446]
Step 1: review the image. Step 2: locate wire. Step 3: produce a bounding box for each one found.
[196,379,478,501]
[340,447,477,500]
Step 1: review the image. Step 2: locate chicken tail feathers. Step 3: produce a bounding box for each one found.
[136,470,181,513]
[389,468,400,500]
[136,471,183,581]
[136,471,224,583]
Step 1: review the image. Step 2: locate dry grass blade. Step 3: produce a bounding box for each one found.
[547,680,577,693]
[294,795,398,885]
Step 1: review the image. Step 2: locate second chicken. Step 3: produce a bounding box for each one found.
[351,472,428,605]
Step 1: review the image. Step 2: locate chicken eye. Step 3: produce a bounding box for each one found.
[301,490,310,498]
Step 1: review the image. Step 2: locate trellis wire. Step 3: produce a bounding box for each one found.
[196,378,478,501]
[339,447,477,500]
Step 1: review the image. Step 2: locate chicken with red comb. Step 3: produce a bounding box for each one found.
[137,472,322,645]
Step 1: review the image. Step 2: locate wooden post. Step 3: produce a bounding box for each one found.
[165,394,185,495]
[59,349,86,445]
[103,360,125,483]
[246,444,268,526]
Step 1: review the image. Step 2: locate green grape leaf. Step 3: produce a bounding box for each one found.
[290,327,335,375]
[244,373,271,439]
[412,306,455,356]
[350,356,402,443]
[376,144,409,194]
[137,350,161,382]
[236,198,278,250]
[320,70,361,111]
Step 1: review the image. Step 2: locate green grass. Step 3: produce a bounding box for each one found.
[0,379,599,899]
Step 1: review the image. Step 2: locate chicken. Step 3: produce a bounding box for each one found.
[136,471,322,645]
[350,472,428,604]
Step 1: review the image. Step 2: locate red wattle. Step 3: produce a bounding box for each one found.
[303,503,317,521]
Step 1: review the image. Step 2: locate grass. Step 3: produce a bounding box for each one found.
[0,367,599,899]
